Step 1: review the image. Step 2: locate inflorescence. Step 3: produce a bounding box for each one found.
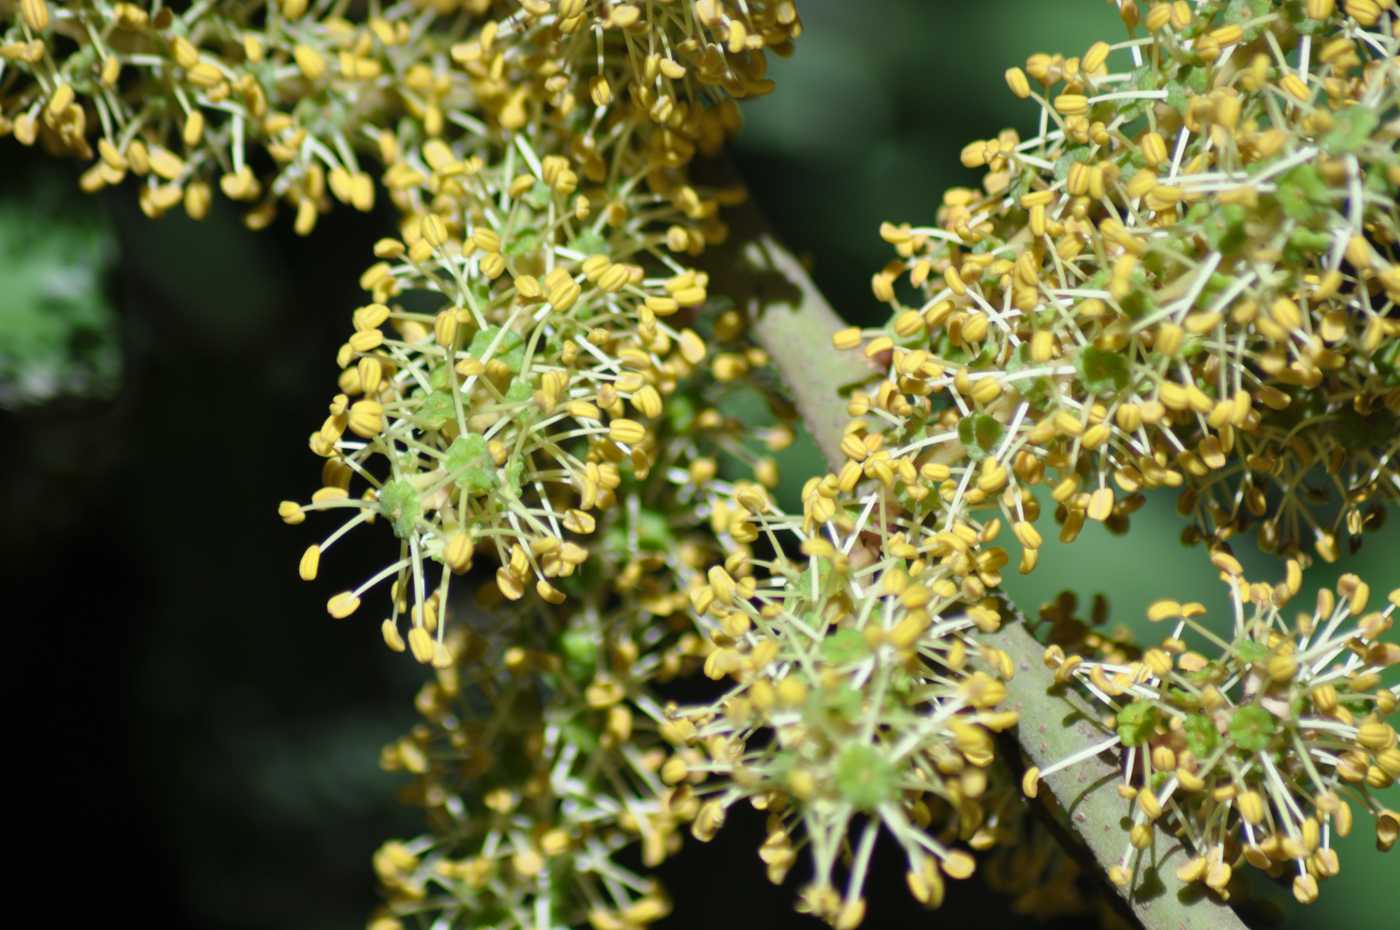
[1032,555,1399,903]
[5,0,1397,927]
[813,0,1400,916]
[841,0,1400,565]
[260,0,802,656]
[672,490,1020,926]
[367,333,799,930]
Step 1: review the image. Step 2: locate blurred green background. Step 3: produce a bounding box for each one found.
[3,2,1394,929]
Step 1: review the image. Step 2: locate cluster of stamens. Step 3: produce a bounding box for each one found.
[1029,554,1399,903]
[837,0,1400,566]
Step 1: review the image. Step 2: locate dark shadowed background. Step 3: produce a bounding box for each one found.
[4,1,1395,929]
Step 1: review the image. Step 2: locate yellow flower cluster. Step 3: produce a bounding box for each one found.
[1030,555,1400,903]
[367,357,796,930]
[373,618,680,930]
[372,607,683,930]
[265,1,802,655]
[4,0,403,224]
[282,224,799,665]
[843,0,1400,566]
[666,481,1021,925]
[772,0,1400,916]
[281,154,718,655]
[2,0,798,229]
[14,0,1396,925]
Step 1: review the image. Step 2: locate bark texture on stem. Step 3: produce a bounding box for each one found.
[982,619,1248,930]
[716,200,1251,930]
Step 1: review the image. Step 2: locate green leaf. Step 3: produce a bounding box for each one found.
[1376,335,1400,386]
[467,326,525,372]
[1322,106,1379,155]
[796,558,831,603]
[1201,272,1234,297]
[413,390,457,430]
[1163,80,1189,115]
[1229,705,1277,752]
[444,435,498,494]
[504,227,542,257]
[1053,147,1092,183]
[957,414,1003,461]
[1233,639,1268,664]
[0,176,120,406]
[1366,161,1393,195]
[559,628,598,682]
[1201,203,1248,255]
[1076,346,1130,394]
[834,744,896,810]
[1116,700,1158,747]
[1223,0,1272,36]
[822,685,863,723]
[607,506,674,555]
[635,509,675,552]
[562,716,600,755]
[1002,344,1054,404]
[1184,714,1220,758]
[1168,686,1201,710]
[567,230,609,255]
[1284,227,1332,261]
[1276,164,1331,223]
[821,628,869,666]
[378,479,422,539]
[523,182,553,210]
[1130,63,1160,93]
[506,456,526,496]
[505,377,534,404]
[666,392,697,433]
[1118,286,1156,320]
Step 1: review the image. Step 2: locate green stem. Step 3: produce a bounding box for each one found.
[702,198,875,466]
[983,615,1249,930]
[719,200,1251,930]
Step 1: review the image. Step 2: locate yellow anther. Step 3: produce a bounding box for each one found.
[327,591,361,619]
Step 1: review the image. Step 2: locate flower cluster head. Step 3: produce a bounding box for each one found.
[282,156,704,653]
[4,0,408,224]
[840,0,1400,568]
[371,602,682,930]
[366,395,797,930]
[250,0,809,658]
[3,1,798,227]
[281,193,804,660]
[514,0,801,107]
[1030,552,1400,904]
[660,486,1019,928]
[20,0,1396,926]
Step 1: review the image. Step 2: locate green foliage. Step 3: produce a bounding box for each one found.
[820,628,869,665]
[1116,700,1158,747]
[957,413,1003,460]
[445,435,497,494]
[1075,346,1130,395]
[1184,714,1220,758]
[834,743,897,810]
[468,326,525,372]
[1229,705,1277,753]
[0,182,119,407]
[377,480,422,539]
